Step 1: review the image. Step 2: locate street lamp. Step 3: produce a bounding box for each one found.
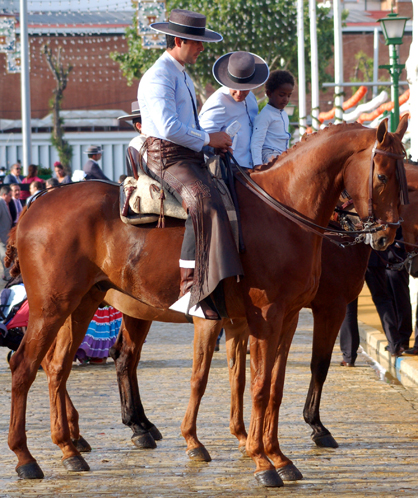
[377,11,410,132]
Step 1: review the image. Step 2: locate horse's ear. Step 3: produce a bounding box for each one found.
[376,118,389,144]
[394,113,409,140]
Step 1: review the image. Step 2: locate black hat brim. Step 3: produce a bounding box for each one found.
[213,52,270,91]
[150,23,222,42]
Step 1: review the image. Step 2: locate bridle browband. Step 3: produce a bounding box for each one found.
[230,137,407,248]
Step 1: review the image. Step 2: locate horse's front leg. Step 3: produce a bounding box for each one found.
[245,309,284,488]
[303,302,347,448]
[224,318,249,454]
[110,315,160,449]
[263,310,303,482]
[181,317,223,462]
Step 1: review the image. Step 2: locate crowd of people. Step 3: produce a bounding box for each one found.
[0,153,118,366]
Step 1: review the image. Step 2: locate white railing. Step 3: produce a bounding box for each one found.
[0,131,137,181]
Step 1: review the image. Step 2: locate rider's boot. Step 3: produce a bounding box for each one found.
[170,262,220,320]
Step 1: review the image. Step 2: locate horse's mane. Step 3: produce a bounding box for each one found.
[254,122,367,173]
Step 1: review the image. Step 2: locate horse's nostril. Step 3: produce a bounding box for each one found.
[378,237,387,248]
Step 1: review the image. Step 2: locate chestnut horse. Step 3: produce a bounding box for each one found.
[7,119,405,486]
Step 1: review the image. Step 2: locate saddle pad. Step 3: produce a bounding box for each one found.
[121,171,187,226]
[120,156,239,249]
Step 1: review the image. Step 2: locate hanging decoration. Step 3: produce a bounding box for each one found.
[0,16,16,53]
[6,42,25,73]
[137,1,165,49]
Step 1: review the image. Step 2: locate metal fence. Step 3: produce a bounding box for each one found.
[0,131,136,181]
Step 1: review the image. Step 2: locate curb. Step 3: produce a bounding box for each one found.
[358,320,418,388]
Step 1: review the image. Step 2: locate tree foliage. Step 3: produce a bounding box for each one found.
[110,0,335,103]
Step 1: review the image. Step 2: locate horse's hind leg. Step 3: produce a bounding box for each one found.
[41,340,92,453]
[8,309,77,478]
[302,302,347,449]
[110,315,158,449]
[181,318,223,462]
[45,293,104,472]
[224,318,249,454]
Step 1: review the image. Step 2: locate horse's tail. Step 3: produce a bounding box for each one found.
[5,206,28,277]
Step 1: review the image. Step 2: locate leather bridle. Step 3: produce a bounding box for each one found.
[229,139,407,248]
[367,140,408,227]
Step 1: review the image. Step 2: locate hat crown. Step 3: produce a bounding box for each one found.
[169,9,206,28]
[228,52,255,80]
[131,101,140,113]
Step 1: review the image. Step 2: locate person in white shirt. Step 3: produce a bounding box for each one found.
[137,9,242,320]
[199,51,269,168]
[251,70,294,167]
[118,101,146,153]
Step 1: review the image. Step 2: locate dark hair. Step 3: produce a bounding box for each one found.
[46,178,59,188]
[27,164,38,179]
[132,117,142,125]
[54,161,63,169]
[31,181,43,191]
[166,34,187,49]
[0,185,11,196]
[265,70,295,94]
[119,174,127,183]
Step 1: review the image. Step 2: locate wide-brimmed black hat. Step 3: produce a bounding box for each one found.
[118,101,141,122]
[83,145,102,155]
[213,51,269,91]
[150,9,222,43]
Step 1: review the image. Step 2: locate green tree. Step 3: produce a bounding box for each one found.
[42,44,73,172]
[111,0,334,103]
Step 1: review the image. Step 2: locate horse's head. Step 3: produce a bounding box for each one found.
[343,114,409,251]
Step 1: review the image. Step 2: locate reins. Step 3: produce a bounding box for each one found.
[228,147,399,249]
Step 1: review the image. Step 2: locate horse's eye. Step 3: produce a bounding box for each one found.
[378,174,387,185]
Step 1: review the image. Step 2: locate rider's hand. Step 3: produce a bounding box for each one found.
[208,132,232,153]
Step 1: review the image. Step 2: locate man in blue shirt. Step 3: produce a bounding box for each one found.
[138,9,242,319]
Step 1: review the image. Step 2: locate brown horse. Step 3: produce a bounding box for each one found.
[6,118,405,486]
[302,161,418,449]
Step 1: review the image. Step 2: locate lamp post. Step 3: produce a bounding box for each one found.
[377,11,410,132]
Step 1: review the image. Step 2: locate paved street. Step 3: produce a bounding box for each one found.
[1,310,418,497]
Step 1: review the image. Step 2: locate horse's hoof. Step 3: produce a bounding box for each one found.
[72,436,92,453]
[186,446,212,462]
[132,432,157,449]
[16,462,44,479]
[313,433,339,448]
[62,455,90,472]
[149,425,163,441]
[254,469,284,487]
[277,463,303,481]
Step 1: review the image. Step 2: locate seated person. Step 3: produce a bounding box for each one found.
[199,51,269,169]
[54,161,72,184]
[251,70,294,167]
[26,181,43,204]
[118,102,145,153]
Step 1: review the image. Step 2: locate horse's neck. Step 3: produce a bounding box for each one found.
[251,130,364,227]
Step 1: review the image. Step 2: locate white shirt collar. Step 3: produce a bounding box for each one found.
[165,51,185,73]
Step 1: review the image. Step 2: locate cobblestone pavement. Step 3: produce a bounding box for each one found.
[1,310,418,497]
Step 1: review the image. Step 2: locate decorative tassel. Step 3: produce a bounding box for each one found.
[158,189,166,228]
